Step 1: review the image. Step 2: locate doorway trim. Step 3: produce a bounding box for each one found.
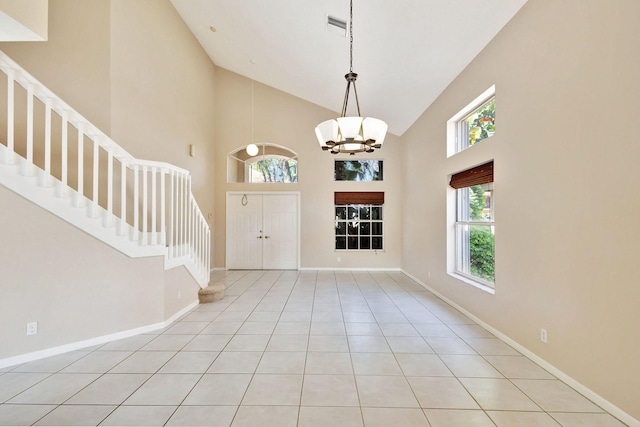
[225,191,301,270]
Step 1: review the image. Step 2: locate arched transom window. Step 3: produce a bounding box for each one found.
[228,143,298,183]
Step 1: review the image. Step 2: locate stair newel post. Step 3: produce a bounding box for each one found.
[59,110,68,197]
[196,209,200,270]
[76,122,84,207]
[160,167,166,246]
[188,178,193,259]
[184,175,192,256]
[105,146,114,227]
[132,164,139,242]
[142,165,148,246]
[43,98,52,187]
[151,166,157,246]
[196,217,204,278]
[181,172,187,257]
[178,172,183,256]
[120,159,127,236]
[169,169,175,258]
[207,228,211,278]
[24,84,34,176]
[91,136,100,217]
[199,214,204,276]
[5,69,15,165]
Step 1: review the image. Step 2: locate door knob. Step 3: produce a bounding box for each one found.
[265,236,271,239]
[257,236,263,239]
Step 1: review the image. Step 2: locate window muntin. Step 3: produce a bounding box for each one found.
[335,204,383,251]
[455,183,494,286]
[227,143,298,183]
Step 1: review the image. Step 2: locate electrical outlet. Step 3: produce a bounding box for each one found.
[178,291,182,300]
[337,256,341,263]
[540,328,547,343]
[26,322,38,336]
[428,272,431,279]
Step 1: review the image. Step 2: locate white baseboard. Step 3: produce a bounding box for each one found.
[401,269,639,427]
[0,299,199,370]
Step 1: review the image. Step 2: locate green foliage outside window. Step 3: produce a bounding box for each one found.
[334,160,383,181]
[467,98,495,147]
[469,185,494,283]
[251,158,298,183]
[470,227,495,283]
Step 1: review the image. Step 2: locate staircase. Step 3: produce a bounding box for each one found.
[0,50,210,287]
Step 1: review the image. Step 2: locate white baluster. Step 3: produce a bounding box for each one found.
[6,69,15,165]
[42,98,52,187]
[76,123,84,207]
[151,167,157,245]
[191,196,195,260]
[59,111,68,197]
[182,174,187,257]
[160,169,166,246]
[24,84,34,176]
[106,147,113,227]
[207,230,211,279]
[142,165,148,246]
[91,137,99,217]
[120,160,127,236]
[169,169,175,257]
[132,164,139,241]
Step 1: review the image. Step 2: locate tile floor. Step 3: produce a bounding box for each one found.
[0,270,628,426]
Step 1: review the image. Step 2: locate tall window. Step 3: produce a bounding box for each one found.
[447,85,495,157]
[334,192,384,251]
[450,162,495,287]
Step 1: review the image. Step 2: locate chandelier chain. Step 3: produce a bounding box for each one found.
[349,0,353,73]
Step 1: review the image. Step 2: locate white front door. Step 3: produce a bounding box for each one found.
[226,193,298,270]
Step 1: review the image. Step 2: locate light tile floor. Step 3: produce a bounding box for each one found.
[0,270,628,426]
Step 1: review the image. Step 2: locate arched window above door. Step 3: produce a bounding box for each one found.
[228,143,298,183]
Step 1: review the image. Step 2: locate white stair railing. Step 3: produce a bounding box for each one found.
[0,50,210,287]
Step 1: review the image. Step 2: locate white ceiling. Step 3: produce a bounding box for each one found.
[170,0,527,136]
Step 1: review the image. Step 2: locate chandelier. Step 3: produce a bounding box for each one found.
[315,0,388,155]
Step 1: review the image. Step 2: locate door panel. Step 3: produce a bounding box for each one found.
[263,194,298,269]
[227,194,263,269]
[227,193,298,270]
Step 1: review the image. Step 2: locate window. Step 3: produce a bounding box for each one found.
[447,85,495,157]
[334,160,383,181]
[227,143,298,183]
[334,192,384,251]
[450,162,495,287]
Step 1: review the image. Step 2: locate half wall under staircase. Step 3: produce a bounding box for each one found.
[0,50,210,288]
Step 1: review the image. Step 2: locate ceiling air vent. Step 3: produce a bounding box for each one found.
[327,15,347,37]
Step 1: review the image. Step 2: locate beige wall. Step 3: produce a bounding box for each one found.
[213,68,403,270]
[0,185,199,360]
[401,0,640,420]
[0,0,111,132]
[0,0,48,41]
[0,0,216,359]
[110,0,216,232]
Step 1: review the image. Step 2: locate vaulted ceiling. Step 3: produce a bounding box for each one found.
[170,0,528,136]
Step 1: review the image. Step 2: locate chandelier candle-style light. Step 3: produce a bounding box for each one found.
[315,0,388,155]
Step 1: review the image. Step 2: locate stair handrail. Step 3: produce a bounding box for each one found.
[0,49,210,287]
